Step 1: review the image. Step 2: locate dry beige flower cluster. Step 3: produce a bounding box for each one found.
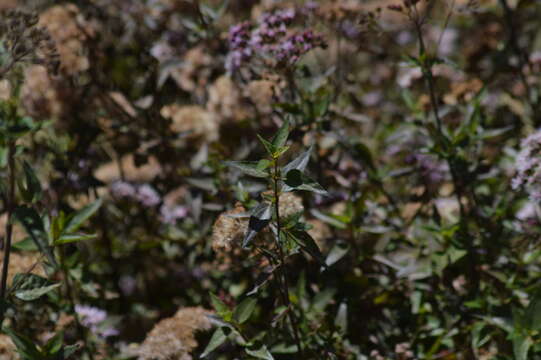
[135,307,212,360]
[160,104,219,143]
[211,203,248,254]
[0,334,16,360]
[20,4,94,119]
[160,75,278,143]
[38,4,93,75]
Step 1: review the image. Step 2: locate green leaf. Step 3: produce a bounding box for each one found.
[53,233,97,246]
[290,230,325,265]
[12,237,39,251]
[325,242,349,267]
[61,343,80,357]
[513,334,532,360]
[18,162,42,204]
[525,289,541,331]
[284,169,303,187]
[43,332,63,354]
[3,328,42,359]
[243,203,272,248]
[64,199,102,234]
[225,161,269,178]
[11,273,60,301]
[283,168,327,195]
[271,119,289,149]
[201,328,227,358]
[257,134,275,156]
[246,345,274,360]
[210,293,232,321]
[282,146,312,174]
[334,303,348,333]
[13,206,57,267]
[233,298,257,324]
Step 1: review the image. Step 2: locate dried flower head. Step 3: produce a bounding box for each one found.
[161,104,219,142]
[20,65,63,118]
[211,203,248,254]
[136,307,213,360]
[0,9,59,77]
[38,4,93,75]
[206,75,250,122]
[0,334,16,360]
[278,192,304,218]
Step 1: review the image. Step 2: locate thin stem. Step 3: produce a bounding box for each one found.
[0,141,16,324]
[272,159,304,357]
[411,9,478,291]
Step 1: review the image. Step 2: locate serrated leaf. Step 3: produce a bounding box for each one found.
[233,298,257,324]
[257,134,275,156]
[246,345,274,360]
[243,203,272,248]
[22,161,42,203]
[290,230,326,265]
[209,293,231,321]
[201,328,227,358]
[225,161,269,178]
[64,199,102,234]
[282,146,312,174]
[271,119,289,149]
[3,327,42,359]
[283,171,327,195]
[11,273,60,301]
[14,206,57,267]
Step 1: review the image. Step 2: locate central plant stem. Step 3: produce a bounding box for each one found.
[272,159,304,357]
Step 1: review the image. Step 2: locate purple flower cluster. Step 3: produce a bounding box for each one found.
[407,153,448,185]
[110,181,160,207]
[226,8,325,72]
[512,130,541,202]
[160,204,189,224]
[110,181,189,223]
[75,305,118,339]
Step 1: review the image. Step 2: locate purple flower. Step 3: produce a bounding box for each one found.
[225,8,325,72]
[75,305,118,339]
[75,305,107,326]
[136,184,161,207]
[160,204,188,224]
[119,275,137,296]
[110,181,136,198]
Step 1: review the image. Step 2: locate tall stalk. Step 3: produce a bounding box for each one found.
[0,140,16,324]
[272,159,304,357]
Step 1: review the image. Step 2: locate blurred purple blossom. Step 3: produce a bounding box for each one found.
[119,275,137,296]
[160,204,188,224]
[75,304,118,339]
[225,7,325,72]
[110,181,137,198]
[136,184,161,207]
